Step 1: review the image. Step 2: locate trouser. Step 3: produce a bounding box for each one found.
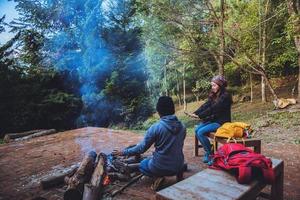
[195,122,221,154]
[139,158,180,177]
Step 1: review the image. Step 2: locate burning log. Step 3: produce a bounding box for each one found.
[40,165,79,190]
[82,153,107,200]
[64,151,97,200]
[3,129,45,143]
[15,129,57,141]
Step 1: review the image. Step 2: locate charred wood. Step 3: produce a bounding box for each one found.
[64,151,97,200]
[40,165,79,190]
[82,153,107,200]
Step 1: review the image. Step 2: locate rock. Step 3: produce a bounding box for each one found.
[239,95,251,102]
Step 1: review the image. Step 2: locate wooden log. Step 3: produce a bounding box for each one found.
[40,164,79,190]
[113,160,140,174]
[107,172,131,182]
[15,129,56,141]
[82,153,107,200]
[121,155,143,164]
[111,174,143,197]
[3,129,45,143]
[64,151,97,200]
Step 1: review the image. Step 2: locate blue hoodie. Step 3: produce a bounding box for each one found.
[123,115,186,175]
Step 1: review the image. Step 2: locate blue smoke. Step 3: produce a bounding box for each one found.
[44,0,120,127]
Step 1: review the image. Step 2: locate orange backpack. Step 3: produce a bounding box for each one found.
[213,122,252,151]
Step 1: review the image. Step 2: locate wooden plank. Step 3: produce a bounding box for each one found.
[157,169,256,200]
[156,158,283,200]
[195,132,262,155]
[270,159,284,200]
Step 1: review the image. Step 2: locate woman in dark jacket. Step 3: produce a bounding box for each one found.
[185,75,232,164]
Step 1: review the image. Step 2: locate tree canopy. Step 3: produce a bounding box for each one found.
[0,0,299,134]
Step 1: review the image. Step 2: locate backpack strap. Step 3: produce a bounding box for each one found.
[241,138,245,145]
[260,158,275,184]
[237,166,252,184]
[262,168,275,184]
[213,135,218,152]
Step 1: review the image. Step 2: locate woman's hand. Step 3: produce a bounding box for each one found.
[112,149,123,156]
[184,111,199,119]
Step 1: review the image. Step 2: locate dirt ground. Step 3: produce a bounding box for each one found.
[0,127,299,200]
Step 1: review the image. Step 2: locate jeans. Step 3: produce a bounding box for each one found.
[139,158,181,177]
[195,122,221,154]
[139,158,154,177]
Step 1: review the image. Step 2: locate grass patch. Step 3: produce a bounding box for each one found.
[126,100,300,143]
[0,139,4,144]
[266,112,300,129]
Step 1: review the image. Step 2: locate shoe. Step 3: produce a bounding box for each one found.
[151,177,165,191]
[202,153,211,163]
[207,159,214,166]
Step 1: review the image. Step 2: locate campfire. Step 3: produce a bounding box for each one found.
[40,145,147,200]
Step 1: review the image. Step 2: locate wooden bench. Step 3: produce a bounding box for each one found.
[194,132,261,156]
[156,158,284,200]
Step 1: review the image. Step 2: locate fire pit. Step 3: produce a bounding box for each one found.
[40,145,148,200]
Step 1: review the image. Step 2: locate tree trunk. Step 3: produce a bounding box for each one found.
[261,76,266,102]
[261,24,267,102]
[164,60,168,96]
[261,0,269,102]
[64,151,97,200]
[219,0,225,76]
[176,70,182,105]
[250,73,253,102]
[286,0,300,99]
[263,73,278,101]
[183,67,187,111]
[82,153,107,200]
[298,54,300,99]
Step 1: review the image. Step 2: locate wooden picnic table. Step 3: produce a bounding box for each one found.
[156,158,283,200]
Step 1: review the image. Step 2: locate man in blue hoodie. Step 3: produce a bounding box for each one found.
[113,96,186,187]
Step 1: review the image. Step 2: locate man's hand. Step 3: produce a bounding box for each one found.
[184,111,199,119]
[112,149,123,156]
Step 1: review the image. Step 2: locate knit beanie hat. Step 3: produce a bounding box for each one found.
[156,96,175,116]
[211,75,228,88]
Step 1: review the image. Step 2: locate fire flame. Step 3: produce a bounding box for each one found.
[102,175,111,186]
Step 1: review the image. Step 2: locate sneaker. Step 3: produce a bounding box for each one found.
[151,177,165,191]
[202,153,211,163]
[207,159,214,166]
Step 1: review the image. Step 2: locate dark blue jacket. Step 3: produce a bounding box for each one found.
[123,115,186,175]
[194,91,232,125]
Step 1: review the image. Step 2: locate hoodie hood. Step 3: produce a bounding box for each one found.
[160,115,182,135]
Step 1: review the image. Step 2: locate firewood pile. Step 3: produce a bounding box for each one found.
[40,146,147,200]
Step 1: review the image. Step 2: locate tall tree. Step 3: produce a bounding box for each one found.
[286,0,300,99]
[102,0,153,126]
[219,0,225,75]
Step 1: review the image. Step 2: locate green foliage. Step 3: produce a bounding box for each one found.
[134,0,298,99]
[192,79,211,99]
[0,18,82,135]
[140,115,159,130]
[0,57,82,136]
[1,0,299,135]
[134,0,217,99]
